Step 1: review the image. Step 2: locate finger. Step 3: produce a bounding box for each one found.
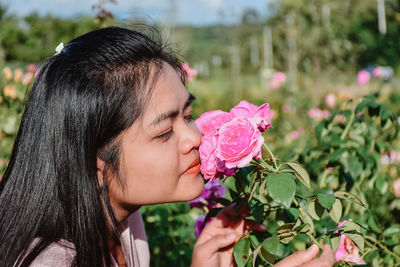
[194,232,238,256]
[274,244,319,267]
[244,220,267,232]
[317,244,335,264]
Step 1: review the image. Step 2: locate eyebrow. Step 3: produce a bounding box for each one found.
[149,93,195,128]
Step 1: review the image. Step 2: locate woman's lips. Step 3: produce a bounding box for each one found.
[184,159,201,175]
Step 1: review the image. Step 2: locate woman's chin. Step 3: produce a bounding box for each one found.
[181,173,205,201]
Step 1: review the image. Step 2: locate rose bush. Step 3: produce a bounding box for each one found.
[192,97,400,267]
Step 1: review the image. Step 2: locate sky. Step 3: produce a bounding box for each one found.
[2,0,272,26]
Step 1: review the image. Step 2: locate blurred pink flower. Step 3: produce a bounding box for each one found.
[327,167,334,173]
[335,220,365,265]
[357,70,370,85]
[394,178,400,198]
[325,93,336,109]
[308,108,330,121]
[389,151,400,164]
[283,104,292,113]
[217,117,264,169]
[269,72,286,90]
[182,63,197,81]
[287,128,304,141]
[373,67,382,78]
[335,114,346,123]
[26,63,37,73]
[398,117,400,125]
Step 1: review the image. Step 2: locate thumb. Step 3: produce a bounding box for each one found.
[274,244,319,267]
[195,232,237,256]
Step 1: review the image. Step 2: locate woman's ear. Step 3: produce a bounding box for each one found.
[96,157,106,187]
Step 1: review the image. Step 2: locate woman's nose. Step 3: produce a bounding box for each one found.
[179,122,202,154]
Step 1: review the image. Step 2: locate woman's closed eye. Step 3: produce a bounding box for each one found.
[155,113,193,142]
[156,129,174,142]
[184,114,193,122]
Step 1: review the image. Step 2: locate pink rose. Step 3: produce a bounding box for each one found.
[26,63,37,73]
[229,100,272,132]
[199,134,221,180]
[182,63,197,81]
[216,117,264,169]
[195,110,230,136]
[335,220,366,265]
[358,70,370,85]
[325,93,336,109]
[269,72,286,90]
[373,67,382,78]
[393,178,400,198]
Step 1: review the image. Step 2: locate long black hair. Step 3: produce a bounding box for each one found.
[0,26,185,266]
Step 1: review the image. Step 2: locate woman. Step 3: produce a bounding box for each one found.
[0,27,334,266]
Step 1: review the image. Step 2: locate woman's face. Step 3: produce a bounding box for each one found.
[106,64,204,220]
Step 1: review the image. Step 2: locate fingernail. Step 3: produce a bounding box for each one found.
[307,244,318,252]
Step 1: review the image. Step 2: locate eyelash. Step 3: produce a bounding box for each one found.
[156,114,194,142]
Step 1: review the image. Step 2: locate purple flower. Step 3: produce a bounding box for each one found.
[194,215,213,237]
[189,179,226,210]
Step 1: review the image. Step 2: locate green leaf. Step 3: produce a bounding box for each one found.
[328,199,342,223]
[267,173,296,208]
[346,233,364,252]
[286,208,300,221]
[260,247,276,264]
[317,193,336,210]
[375,177,388,194]
[329,148,346,162]
[347,156,363,179]
[249,198,264,224]
[334,191,366,207]
[307,200,324,220]
[234,237,251,267]
[261,235,279,255]
[368,215,381,233]
[331,235,341,251]
[286,162,311,188]
[341,221,362,232]
[383,227,400,237]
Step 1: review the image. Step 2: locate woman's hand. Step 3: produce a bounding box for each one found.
[274,244,335,267]
[191,203,335,267]
[191,204,265,267]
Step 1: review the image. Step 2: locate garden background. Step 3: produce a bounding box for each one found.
[0,0,400,266]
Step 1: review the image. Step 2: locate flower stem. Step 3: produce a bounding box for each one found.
[340,108,355,140]
[306,231,323,250]
[263,143,278,171]
[365,236,400,261]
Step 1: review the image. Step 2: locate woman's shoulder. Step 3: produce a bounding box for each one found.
[29,239,75,267]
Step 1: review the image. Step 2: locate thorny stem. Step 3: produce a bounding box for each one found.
[306,231,323,250]
[365,236,400,261]
[263,143,278,171]
[294,198,323,250]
